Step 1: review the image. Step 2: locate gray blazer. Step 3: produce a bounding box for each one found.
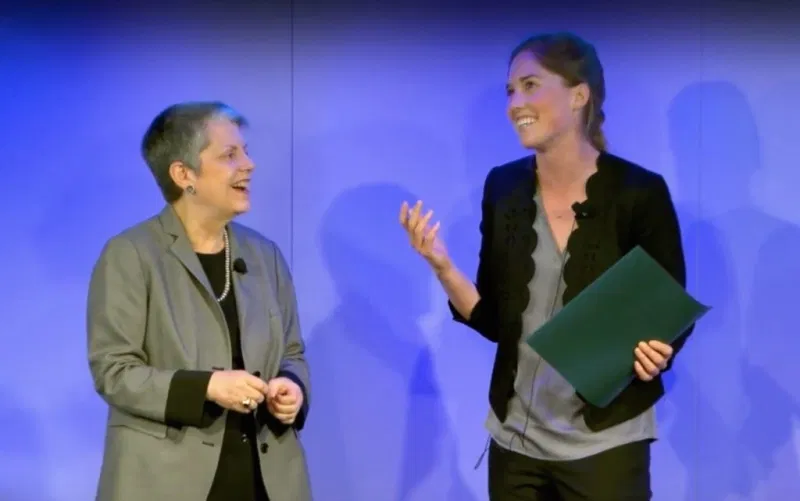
[87,206,312,501]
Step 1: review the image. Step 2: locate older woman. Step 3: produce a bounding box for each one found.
[87,102,311,501]
[401,32,692,500]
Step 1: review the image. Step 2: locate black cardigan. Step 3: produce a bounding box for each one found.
[449,151,693,432]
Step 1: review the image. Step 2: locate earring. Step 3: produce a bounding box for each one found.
[186,185,196,195]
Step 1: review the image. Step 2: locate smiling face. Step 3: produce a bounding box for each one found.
[169,116,254,218]
[506,50,589,150]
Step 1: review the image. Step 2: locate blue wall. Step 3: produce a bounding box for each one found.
[2,2,798,500]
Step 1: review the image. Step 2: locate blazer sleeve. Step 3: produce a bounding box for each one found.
[87,236,212,427]
[270,242,311,430]
[448,168,500,342]
[632,174,694,368]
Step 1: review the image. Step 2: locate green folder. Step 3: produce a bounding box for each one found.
[526,245,710,408]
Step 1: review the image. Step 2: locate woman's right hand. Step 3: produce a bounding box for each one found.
[206,370,269,414]
[399,200,452,274]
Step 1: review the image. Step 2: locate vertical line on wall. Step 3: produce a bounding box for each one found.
[699,17,706,311]
[695,7,708,501]
[289,0,295,269]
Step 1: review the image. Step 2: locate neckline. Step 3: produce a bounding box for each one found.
[196,249,226,259]
[529,150,616,215]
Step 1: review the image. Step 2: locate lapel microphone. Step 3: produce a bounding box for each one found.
[571,201,594,220]
[233,258,248,274]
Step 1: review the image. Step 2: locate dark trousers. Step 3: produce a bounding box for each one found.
[488,439,652,501]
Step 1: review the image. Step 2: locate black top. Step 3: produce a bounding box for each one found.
[449,151,694,432]
[197,250,269,501]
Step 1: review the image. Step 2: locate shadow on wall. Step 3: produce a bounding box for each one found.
[299,123,478,501]
[446,84,523,276]
[664,80,800,501]
[437,86,523,477]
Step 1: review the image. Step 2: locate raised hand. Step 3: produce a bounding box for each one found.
[399,200,451,273]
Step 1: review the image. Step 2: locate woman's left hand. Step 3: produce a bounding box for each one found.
[634,340,673,381]
[266,377,304,425]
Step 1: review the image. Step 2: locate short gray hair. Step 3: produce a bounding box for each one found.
[141,101,248,203]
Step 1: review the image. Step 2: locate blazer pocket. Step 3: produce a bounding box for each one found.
[109,411,168,439]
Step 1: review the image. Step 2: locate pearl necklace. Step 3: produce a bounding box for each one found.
[216,229,232,302]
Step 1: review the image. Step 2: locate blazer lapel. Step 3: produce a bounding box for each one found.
[158,206,216,299]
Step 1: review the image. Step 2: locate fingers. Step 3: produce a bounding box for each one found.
[634,341,666,382]
[399,200,420,230]
[400,200,426,231]
[268,399,297,414]
[233,400,256,414]
[225,372,268,414]
[267,399,298,424]
[638,341,668,369]
[267,382,280,400]
[400,200,440,252]
[647,340,673,358]
[399,201,409,225]
[266,377,294,399]
[267,381,288,399]
[230,396,257,414]
[240,385,265,404]
[239,374,267,403]
[421,221,441,253]
[411,209,433,247]
[264,378,302,423]
[407,200,422,229]
[633,340,674,383]
[274,391,298,405]
[243,374,270,394]
[634,361,652,381]
[229,386,263,414]
[634,345,658,373]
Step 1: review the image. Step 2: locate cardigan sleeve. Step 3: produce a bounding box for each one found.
[448,168,500,343]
